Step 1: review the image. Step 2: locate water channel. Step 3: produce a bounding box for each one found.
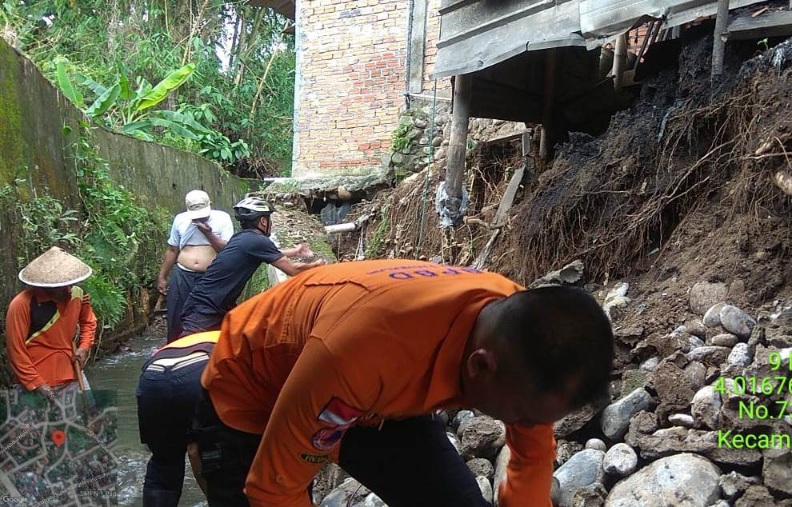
[87,332,207,507]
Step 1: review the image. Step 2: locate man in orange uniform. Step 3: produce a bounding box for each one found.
[5,247,96,400]
[193,259,615,506]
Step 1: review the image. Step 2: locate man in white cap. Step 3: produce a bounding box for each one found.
[157,190,234,342]
[5,247,97,401]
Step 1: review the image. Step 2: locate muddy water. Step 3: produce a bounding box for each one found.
[87,333,208,507]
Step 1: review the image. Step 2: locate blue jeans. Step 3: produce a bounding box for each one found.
[136,358,207,506]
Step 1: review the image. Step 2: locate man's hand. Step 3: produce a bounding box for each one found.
[293,242,314,258]
[194,220,213,236]
[36,384,57,403]
[157,276,168,295]
[73,347,89,367]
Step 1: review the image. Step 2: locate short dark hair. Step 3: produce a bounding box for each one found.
[493,286,614,407]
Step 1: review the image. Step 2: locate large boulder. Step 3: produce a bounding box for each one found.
[605,454,720,507]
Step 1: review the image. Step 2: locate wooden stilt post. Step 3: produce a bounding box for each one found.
[712,0,730,81]
[614,33,627,89]
[539,49,558,161]
[444,74,472,223]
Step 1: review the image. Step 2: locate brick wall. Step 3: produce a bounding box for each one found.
[423,0,451,94]
[293,0,409,177]
[293,0,452,178]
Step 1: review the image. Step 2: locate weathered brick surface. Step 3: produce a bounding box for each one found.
[294,0,450,177]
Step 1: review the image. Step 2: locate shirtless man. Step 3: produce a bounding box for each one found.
[157,190,234,342]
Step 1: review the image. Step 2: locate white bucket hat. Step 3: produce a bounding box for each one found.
[185,190,211,220]
[19,246,93,287]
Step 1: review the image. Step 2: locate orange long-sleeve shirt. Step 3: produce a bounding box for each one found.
[202,259,555,507]
[5,286,96,390]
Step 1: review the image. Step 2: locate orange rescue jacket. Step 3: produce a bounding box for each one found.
[202,259,555,507]
[5,286,96,390]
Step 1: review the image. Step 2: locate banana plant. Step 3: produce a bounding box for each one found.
[55,58,198,136]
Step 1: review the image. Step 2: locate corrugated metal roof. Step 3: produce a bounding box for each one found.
[435,0,766,78]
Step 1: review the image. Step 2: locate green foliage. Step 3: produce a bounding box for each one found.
[391,123,412,154]
[365,206,391,259]
[5,0,295,172]
[0,127,169,329]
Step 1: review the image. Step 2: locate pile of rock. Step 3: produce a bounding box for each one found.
[315,280,792,506]
[548,281,792,506]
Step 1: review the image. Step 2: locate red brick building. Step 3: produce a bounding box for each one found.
[255,0,449,177]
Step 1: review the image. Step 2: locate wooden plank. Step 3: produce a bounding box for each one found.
[492,165,526,228]
[727,11,792,40]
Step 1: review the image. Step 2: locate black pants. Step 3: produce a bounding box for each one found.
[193,390,488,507]
[166,267,204,343]
[136,359,207,506]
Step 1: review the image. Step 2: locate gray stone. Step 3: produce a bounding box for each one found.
[708,502,729,507]
[454,410,476,431]
[688,335,706,348]
[413,118,428,129]
[605,454,721,507]
[763,448,792,496]
[555,402,606,440]
[640,357,659,371]
[603,443,638,477]
[621,369,649,396]
[735,485,777,507]
[710,333,739,347]
[362,493,387,507]
[685,320,709,338]
[476,476,493,505]
[601,388,655,441]
[320,478,370,507]
[684,361,707,391]
[668,413,696,427]
[703,303,727,327]
[447,432,460,453]
[720,305,756,339]
[690,282,728,315]
[718,471,759,501]
[556,440,584,467]
[554,450,605,507]
[572,483,607,507]
[627,426,762,467]
[459,416,506,460]
[466,458,495,481]
[492,446,510,507]
[585,439,607,452]
[687,346,732,367]
[691,385,722,430]
[727,343,752,366]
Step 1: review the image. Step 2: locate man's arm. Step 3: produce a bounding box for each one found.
[157,245,179,295]
[245,338,377,507]
[5,296,47,391]
[497,424,556,507]
[270,257,325,277]
[280,242,313,258]
[195,221,228,252]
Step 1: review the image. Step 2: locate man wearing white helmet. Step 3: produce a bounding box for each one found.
[180,196,324,336]
[157,190,234,342]
[5,247,97,401]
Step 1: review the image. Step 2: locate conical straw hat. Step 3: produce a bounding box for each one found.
[18,247,93,287]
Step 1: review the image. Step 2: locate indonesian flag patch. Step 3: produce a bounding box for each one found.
[317,397,365,426]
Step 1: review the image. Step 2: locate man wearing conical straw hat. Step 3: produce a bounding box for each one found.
[5,246,97,401]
